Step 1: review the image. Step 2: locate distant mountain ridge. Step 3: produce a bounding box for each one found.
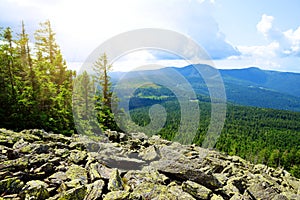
[110,65,300,112]
[220,67,300,97]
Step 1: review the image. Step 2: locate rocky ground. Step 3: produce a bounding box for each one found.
[0,128,299,200]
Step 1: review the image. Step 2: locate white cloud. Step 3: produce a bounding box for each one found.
[256,14,300,57]
[221,14,300,72]
[238,42,279,58]
[256,14,274,38]
[283,27,300,56]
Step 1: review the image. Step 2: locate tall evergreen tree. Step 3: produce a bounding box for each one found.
[3,27,16,98]
[34,20,74,134]
[72,70,100,135]
[93,53,120,131]
[34,20,57,65]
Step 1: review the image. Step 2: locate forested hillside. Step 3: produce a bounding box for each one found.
[129,86,300,178]
[110,65,300,112]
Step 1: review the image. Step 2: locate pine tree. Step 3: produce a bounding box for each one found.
[3,27,16,98]
[34,20,74,134]
[73,71,95,119]
[34,20,58,65]
[73,70,99,135]
[0,27,11,126]
[93,53,120,131]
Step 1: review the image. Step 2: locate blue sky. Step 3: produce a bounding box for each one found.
[1,0,300,72]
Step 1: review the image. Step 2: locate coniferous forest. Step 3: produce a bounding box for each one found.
[0,21,75,135]
[1,21,300,178]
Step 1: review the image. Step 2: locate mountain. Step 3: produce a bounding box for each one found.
[220,67,300,97]
[0,128,299,199]
[110,65,300,112]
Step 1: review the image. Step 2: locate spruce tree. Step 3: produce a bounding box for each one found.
[93,53,120,131]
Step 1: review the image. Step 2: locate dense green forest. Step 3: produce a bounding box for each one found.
[0,21,117,136]
[0,21,75,135]
[129,86,300,178]
[1,21,299,178]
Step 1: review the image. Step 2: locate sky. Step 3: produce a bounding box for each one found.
[1,0,300,72]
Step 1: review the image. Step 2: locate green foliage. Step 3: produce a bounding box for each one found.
[0,21,74,135]
[129,85,300,178]
[73,54,121,135]
[93,54,121,132]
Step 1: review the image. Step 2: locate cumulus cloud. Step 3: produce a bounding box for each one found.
[229,14,300,71]
[256,14,300,57]
[256,14,274,38]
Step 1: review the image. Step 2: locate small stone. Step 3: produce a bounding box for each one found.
[20,143,49,154]
[105,130,121,142]
[65,179,83,188]
[13,138,29,150]
[2,157,29,171]
[69,141,86,150]
[223,182,239,197]
[0,171,11,180]
[123,169,169,190]
[103,191,130,200]
[22,180,49,200]
[182,180,212,200]
[0,177,24,194]
[54,148,69,157]
[30,153,51,166]
[230,193,244,200]
[247,182,278,200]
[211,194,224,200]
[57,185,86,200]
[69,150,87,164]
[273,194,288,200]
[97,163,113,179]
[88,162,102,181]
[66,164,88,184]
[86,142,101,152]
[84,180,105,200]
[108,169,124,191]
[139,146,159,161]
[168,184,196,200]
[44,133,71,144]
[34,162,54,174]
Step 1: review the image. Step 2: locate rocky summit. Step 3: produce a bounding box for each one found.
[0,128,299,200]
